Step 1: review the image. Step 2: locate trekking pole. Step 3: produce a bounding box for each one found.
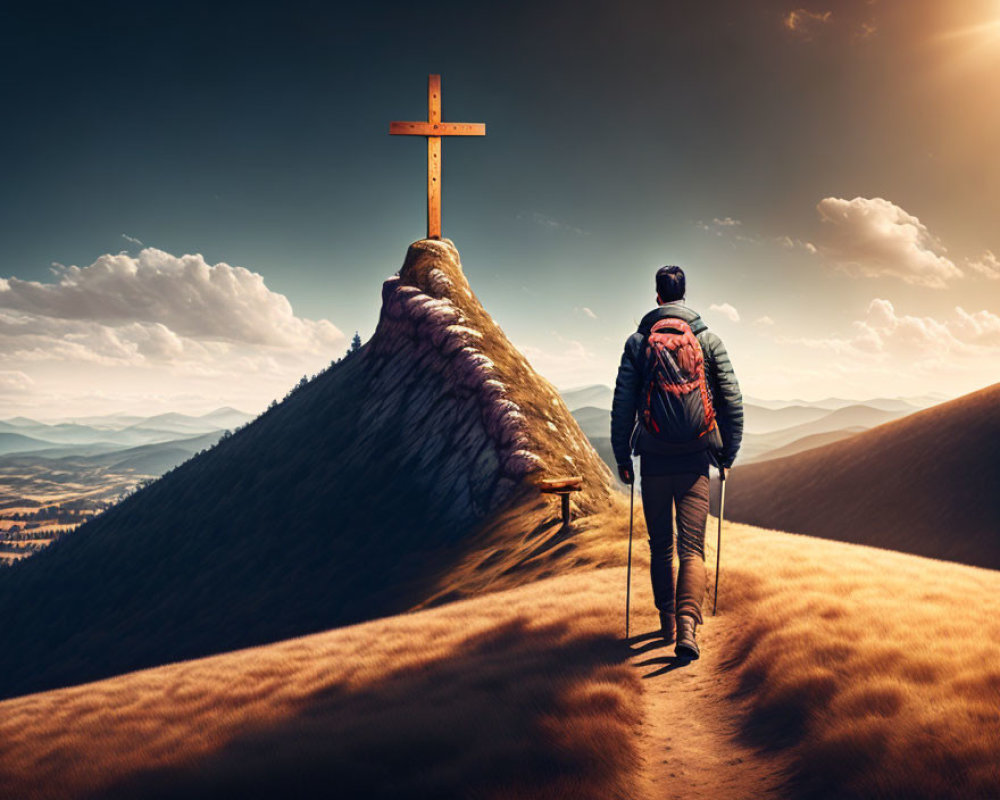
[626,478,634,639]
[713,467,727,616]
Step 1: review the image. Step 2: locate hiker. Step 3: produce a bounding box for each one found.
[610,265,743,659]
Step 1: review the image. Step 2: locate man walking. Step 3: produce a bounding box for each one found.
[611,265,743,659]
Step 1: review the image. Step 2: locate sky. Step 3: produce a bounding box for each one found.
[1,0,998,417]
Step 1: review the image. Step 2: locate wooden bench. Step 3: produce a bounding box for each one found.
[537,476,583,526]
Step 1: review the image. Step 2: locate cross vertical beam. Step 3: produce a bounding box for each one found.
[427,74,441,239]
[390,74,485,240]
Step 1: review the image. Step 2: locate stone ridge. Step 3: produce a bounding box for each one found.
[375,239,541,483]
[367,238,615,520]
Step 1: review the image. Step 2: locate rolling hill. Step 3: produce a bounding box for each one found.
[741,403,833,434]
[569,405,610,440]
[0,409,254,453]
[0,432,63,456]
[0,238,615,701]
[726,382,1000,569]
[736,404,908,463]
[744,427,864,463]
[560,384,613,411]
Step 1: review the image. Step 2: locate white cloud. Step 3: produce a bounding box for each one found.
[697,217,763,246]
[0,248,341,349]
[968,250,1000,280]
[121,234,143,246]
[577,306,598,319]
[515,333,603,389]
[856,21,877,40]
[516,211,589,236]
[777,235,817,254]
[784,9,832,37]
[0,370,33,393]
[0,248,347,417]
[952,307,1000,345]
[785,298,1000,360]
[755,298,1000,400]
[698,217,742,234]
[813,197,962,288]
[754,315,775,326]
[709,302,741,323]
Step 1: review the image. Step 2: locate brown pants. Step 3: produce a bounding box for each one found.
[640,472,710,624]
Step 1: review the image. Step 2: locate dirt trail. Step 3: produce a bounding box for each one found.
[623,555,790,799]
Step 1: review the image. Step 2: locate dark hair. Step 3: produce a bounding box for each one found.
[655,265,685,302]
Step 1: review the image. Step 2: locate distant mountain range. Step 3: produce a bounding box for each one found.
[561,385,950,472]
[560,384,614,411]
[743,393,950,412]
[0,431,228,477]
[0,409,258,565]
[0,408,254,457]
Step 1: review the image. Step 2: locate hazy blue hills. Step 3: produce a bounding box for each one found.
[0,432,67,456]
[0,409,254,454]
[560,384,614,411]
[0,432,227,477]
[563,385,946,470]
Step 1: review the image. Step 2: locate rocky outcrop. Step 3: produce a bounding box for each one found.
[363,238,615,527]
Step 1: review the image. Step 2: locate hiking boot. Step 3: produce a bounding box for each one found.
[659,611,676,643]
[675,615,700,660]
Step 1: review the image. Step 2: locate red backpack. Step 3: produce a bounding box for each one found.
[637,318,722,452]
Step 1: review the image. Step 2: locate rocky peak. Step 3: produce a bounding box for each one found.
[367,238,615,523]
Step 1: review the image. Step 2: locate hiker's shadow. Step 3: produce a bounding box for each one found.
[635,654,694,679]
[625,631,695,678]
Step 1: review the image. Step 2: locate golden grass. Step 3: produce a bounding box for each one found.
[2,493,998,799]
[416,495,634,609]
[716,519,1000,799]
[0,568,643,800]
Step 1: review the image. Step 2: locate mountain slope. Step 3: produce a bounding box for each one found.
[726,382,1000,568]
[0,432,61,456]
[743,427,864,463]
[0,238,615,700]
[741,403,833,434]
[570,405,611,440]
[561,384,613,411]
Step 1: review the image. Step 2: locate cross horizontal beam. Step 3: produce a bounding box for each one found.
[389,121,486,136]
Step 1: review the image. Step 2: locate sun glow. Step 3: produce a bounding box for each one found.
[930,6,1000,83]
[939,16,1000,43]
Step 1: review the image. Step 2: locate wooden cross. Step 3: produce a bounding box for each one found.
[390,74,485,239]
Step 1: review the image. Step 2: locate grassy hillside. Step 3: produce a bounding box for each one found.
[720,520,1000,800]
[726,382,1000,569]
[0,562,644,800]
[2,514,997,800]
[0,239,615,701]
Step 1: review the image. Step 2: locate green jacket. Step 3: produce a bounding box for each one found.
[610,302,744,468]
